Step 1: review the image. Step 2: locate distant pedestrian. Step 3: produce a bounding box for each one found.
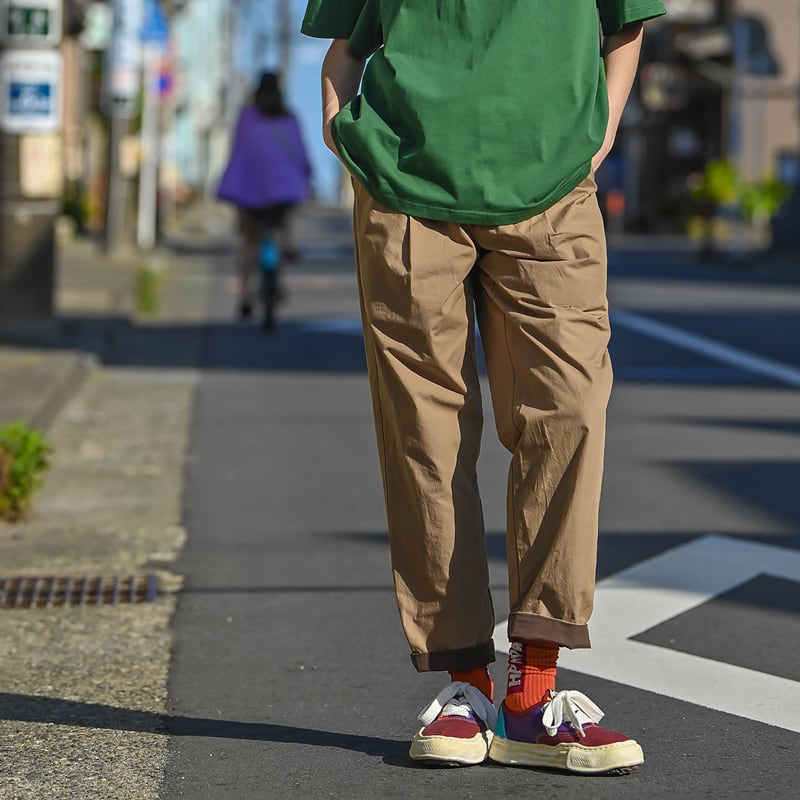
[217,72,312,325]
[303,0,666,776]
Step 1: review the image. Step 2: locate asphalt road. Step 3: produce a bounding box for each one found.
[160,239,800,798]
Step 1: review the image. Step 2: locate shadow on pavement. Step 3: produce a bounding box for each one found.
[334,529,800,583]
[41,308,799,388]
[178,584,397,594]
[608,245,800,286]
[0,692,408,761]
[54,314,370,373]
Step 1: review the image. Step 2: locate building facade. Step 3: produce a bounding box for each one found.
[616,0,800,230]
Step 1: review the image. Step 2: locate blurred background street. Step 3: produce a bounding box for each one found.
[1,1,800,798]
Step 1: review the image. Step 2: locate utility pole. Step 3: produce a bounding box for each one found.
[136,0,167,250]
[104,0,142,254]
[277,0,291,81]
[0,0,64,339]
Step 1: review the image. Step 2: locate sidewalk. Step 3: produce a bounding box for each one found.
[0,199,356,430]
[0,199,358,799]
[0,208,226,799]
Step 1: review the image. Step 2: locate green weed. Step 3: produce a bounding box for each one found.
[0,421,52,523]
[135,266,161,316]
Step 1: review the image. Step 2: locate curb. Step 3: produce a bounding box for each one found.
[0,348,97,433]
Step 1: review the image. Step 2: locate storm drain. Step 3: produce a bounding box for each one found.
[0,574,158,609]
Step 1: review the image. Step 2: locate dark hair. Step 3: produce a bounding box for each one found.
[253,72,287,117]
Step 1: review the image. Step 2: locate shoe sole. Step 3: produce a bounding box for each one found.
[409,729,493,767]
[488,735,644,775]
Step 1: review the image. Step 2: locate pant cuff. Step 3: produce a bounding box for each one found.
[507,612,591,649]
[410,640,497,673]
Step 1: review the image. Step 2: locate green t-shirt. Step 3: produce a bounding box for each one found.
[302,0,666,225]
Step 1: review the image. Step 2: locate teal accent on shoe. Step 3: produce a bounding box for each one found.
[495,706,507,738]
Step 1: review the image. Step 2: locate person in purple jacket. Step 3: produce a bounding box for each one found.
[217,72,312,320]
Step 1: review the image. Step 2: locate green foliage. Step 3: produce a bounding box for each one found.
[741,176,792,223]
[692,159,741,206]
[135,266,161,316]
[0,421,52,522]
[690,159,790,222]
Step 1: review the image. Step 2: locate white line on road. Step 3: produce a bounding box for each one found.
[299,308,800,389]
[612,307,800,388]
[493,535,800,733]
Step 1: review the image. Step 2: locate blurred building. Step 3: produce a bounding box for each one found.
[163,0,300,201]
[166,0,232,197]
[613,0,800,230]
[732,0,800,185]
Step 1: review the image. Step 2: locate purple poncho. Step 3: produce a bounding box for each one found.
[217,106,312,209]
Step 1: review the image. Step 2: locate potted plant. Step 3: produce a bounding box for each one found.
[687,160,790,257]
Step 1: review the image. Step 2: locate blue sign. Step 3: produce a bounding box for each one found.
[1,49,60,132]
[9,81,52,116]
[140,0,168,47]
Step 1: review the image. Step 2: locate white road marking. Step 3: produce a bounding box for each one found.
[298,308,800,390]
[612,307,800,388]
[493,535,800,732]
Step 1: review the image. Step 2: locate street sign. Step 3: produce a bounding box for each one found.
[1,0,61,47]
[0,49,61,133]
[140,0,168,48]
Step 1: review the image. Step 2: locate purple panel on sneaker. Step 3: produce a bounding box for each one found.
[501,703,632,748]
[500,703,554,741]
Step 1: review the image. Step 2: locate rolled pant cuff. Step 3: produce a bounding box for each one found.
[410,640,497,673]
[507,612,591,649]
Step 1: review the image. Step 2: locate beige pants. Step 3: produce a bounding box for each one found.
[352,177,612,672]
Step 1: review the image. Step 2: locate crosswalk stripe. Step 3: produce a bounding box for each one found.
[494,535,800,733]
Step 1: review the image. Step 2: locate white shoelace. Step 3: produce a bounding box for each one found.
[417,681,498,731]
[541,689,605,737]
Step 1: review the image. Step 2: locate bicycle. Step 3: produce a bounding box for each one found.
[258,230,283,333]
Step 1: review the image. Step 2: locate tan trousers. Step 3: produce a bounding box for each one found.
[352,176,612,672]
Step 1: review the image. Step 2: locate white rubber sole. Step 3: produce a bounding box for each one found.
[488,735,644,775]
[409,728,493,766]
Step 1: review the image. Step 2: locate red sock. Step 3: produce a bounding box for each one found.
[504,639,558,713]
[449,666,494,703]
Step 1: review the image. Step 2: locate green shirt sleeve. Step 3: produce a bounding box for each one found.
[597,0,667,36]
[301,0,382,59]
[301,0,364,39]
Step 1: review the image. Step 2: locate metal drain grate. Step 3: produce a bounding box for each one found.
[0,575,158,609]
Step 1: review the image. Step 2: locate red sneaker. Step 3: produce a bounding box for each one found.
[409,681,496,767]
[489,690,644,775]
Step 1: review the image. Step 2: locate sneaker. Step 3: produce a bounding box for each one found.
[409,681,497,767]
[489,690,644,775]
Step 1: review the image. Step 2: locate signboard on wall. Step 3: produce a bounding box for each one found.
[0,49,61,133]
[20,132,63,197]
[80,2,113,50]
[1,0,62,47]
